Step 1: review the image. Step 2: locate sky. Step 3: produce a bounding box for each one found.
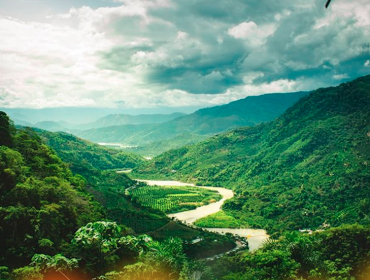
[0,0,369,109]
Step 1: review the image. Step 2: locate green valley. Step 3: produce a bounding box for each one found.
[1,74,370,280]
[134,75,370,235]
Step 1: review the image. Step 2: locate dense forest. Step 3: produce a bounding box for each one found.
[1,76,370,280]
[0,112,104,269]
[0,115,235,279]
[134,75,370,234]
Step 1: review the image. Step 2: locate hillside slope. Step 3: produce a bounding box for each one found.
[134,75,370,233]
[37,129,144,174]
[77,91,308,146]
[0,112,104,267]
[34,130,170,233]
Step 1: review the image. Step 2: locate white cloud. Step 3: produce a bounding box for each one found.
[365,60,370,67]
[0,16,143,108]
[333,74,350,80]
[228,21,258,39]
[131,50,184,68]
[240,79,298,96]
[228,21,275,46]
[177,31,188,40]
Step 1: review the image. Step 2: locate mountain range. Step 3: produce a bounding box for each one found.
[76,91,308,154]
[13,112,185,133]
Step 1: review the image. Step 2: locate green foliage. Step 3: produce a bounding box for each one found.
[71,221,123,274]
[128,185,221,213]
[11,266,43,280]
[97,237,195,280]
[135,75,370,234]
[194,211,242,228]
[146,237,187,273]
[30,253,78,274]
[0,266,10,280]
[0,111,14,147]
[70,221,153,275]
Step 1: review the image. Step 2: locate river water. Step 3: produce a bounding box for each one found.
[137,180,268,251]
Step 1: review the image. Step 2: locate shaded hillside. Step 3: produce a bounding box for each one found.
[121,133,208,157]
[77,91,308,147]
[33,121,68,132]
[134,75,370,233]
[37,129,144,174]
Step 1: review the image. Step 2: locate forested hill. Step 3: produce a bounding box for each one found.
[0,112,104,267]
[36,129,144,176]
[77,91,308,146]
[134,75,370,233]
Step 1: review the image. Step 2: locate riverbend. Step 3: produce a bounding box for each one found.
[137,180,268,251]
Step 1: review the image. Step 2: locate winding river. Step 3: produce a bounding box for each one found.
[137,180,268,251]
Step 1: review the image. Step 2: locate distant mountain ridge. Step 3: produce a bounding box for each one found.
[74,112,186,130]
[77,91,308,147]
[0,107,199,124]
[11,112,186,133]
[33,120,67,132]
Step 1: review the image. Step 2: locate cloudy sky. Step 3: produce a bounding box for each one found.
[0,0,369,109]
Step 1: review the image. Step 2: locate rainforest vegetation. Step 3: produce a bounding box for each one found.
[1,76,370,280]
[0,113,235,279]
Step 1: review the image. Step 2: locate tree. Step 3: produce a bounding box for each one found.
[71,221,152,275]
[0,112,13,147]
[31,254,78,280]
[72,221,121,273]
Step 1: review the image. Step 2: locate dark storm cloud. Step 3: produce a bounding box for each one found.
[98,0,370,95]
